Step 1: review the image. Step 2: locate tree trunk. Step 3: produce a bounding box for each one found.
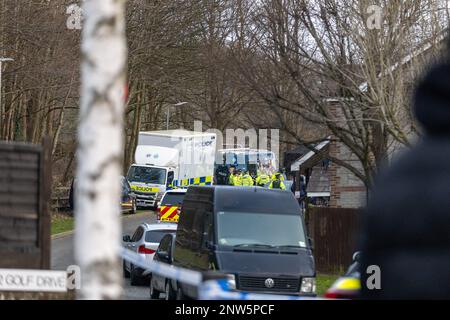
[75,0,127,300]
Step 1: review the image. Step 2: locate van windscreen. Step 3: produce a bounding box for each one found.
[128,166,166,185]
[216,211,307,248]
[161,193,185,206]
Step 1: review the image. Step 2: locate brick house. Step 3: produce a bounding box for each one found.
[328,134,367,209]
[324,32,447,208]
[289,137,367,209]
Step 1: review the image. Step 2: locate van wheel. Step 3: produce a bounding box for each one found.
[165,281,176,300]
[123,261,130,278]
[149,277,160,299]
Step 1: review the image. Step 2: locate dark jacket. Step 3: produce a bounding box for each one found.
[215,165,230,185]
[360,62,450,299]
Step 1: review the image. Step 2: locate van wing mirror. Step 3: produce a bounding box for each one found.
[202,231,214,249]
[166,171,175,187]
[308,237,314,250]
[123,235,131,242]
[204,240,213,250]
[352,251,361,263]
[157,250,170,262]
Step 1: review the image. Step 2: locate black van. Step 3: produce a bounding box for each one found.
[171,185,315,299]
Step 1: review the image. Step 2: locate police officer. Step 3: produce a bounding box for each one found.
[228,166,236,185]
[255,171,271,187]
[232,169,243,186]
[241,171,254,186]
[271,170,286,181]
[269,173,286,190]
[215,163,230,185]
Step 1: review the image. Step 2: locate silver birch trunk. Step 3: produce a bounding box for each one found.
[75,0,127,300]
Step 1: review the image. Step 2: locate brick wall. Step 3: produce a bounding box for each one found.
[328,101,367,208]
[329,138,367,208]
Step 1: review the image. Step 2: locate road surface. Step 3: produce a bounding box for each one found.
[51,210,157,300]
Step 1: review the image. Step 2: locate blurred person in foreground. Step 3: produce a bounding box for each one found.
[360,57,450,299]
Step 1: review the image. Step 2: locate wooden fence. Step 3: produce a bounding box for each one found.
[0,138,52,269]
[307,206,361,274]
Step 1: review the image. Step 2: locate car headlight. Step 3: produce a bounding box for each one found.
[226,274,236,290]
[300,277,316,294]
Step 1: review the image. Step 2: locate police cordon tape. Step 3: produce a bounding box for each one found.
[120,247,322,300]
[121,248,202,287]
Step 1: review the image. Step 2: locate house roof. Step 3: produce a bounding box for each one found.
[290,139,330,172]
[306,166,330,197]
[359,31,447,92]
[285,145,310,155]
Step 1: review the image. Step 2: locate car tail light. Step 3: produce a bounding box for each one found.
[138,245,155,254]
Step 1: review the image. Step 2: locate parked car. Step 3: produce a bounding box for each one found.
[121,176,137,214]
[149,233,177,300]
[157,189,187,222]
[171,185,316,300]
[122,222,177,285]
[69,176,137,214]
[324,251,361,299]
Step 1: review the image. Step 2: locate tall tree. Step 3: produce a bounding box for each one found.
[235,0,449,187]
[75,0,127,299]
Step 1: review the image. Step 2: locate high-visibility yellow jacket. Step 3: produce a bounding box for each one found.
[256,174,271,186]
[241,174,254,186]
[232,174,243,186]
[271,173,285,181]
[269,179,286,190]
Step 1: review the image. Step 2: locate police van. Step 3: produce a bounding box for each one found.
[127,130,216,208]
[157,189,187,223]
[171,185,316,299]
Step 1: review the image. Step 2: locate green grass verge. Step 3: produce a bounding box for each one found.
[51,215,75,236]
[51,210,153,236]
[316,274,340,296]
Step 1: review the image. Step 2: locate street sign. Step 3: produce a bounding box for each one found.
[0,269,67,293]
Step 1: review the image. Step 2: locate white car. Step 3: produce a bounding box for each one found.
[122,222,177,286]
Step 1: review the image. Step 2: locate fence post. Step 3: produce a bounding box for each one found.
[39,136,52,269]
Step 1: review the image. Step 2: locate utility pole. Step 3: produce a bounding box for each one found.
[75,0,127,299]
[0,57,13,137]
[166,101,188,130]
